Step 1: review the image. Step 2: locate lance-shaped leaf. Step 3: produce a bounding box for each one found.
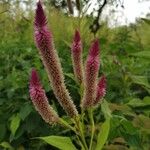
[37,136,76,150]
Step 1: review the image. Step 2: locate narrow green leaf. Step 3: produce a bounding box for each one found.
[79,83,84,97]
[96,119,110,150]
[130,75,150,89]
[127,98,145,107]
[130,51,150,58]
[0,124,6,140]
[64,73,75,81]
[19,103,32,120]
[143,96,150,105]
[0,142,14,150]
[38,136,76,150]
[101,100,112,119]
[10,114,21,136]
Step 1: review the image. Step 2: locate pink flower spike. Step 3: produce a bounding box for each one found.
[29,69,59,124]
[74,30,80,43]
[81,39,100,109]
[35,1,47,28]
[93,75,106,106]
[34,0,52,50]
[30,68,40,87]
[71,30,84,84]
[34,1,78,118]
[89,39,99,57]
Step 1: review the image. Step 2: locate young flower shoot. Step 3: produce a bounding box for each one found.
[81,39,100,109]
[34,1,78,118]
[29,69,59,124]
[71,30,84,84]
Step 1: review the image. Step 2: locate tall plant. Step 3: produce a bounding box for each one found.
[29,1,108,150]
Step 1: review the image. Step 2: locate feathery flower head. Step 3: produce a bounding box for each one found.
[34,0,52,49]
[34,1,78,117]
[72,30,82,53]
[71,30,83,84]
[30,68,40,87]
[81,39,100,108]
[29,69,59,124]
[89,39,99,57]
[74,30,80,43]
[88,39,99,65]
[93,75,106,106]
[34,0,47,28]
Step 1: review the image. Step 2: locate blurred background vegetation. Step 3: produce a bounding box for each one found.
[0,0,150,150]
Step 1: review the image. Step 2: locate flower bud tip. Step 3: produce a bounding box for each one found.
[90,39,99,57]
[74,30,80,43]
[35,0,47,28]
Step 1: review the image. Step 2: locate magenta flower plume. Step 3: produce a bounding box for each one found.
[34,1,78,117]
[29,69,59,124]
[93,75,106,106]
[71,30,84,84]
[34,1,47,28]
[81,39,100,109]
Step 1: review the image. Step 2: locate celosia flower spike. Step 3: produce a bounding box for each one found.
[74,30,80,43]
[71,30,84,84]
[89,39,99,57]
[34,1,78,117]
[29,69,59,124]
[34,0,47,28]
[93,75,106,106]
[81,39,100,109]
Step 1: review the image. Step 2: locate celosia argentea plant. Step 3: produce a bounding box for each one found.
[29,1,109,150]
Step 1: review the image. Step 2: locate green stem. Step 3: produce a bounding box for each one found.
[81,109,85,130]
[74,117,88,150]
[59,118,88,150]
[88,108,95,150]
[76,135,85,150]
[59,118,76,133]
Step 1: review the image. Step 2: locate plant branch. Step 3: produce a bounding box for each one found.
[88,108,95,150]
[66,0,74,14]
[90,0,107,36]
[74,117,88,150]
[0,9,9,15]
[59,118,76,133]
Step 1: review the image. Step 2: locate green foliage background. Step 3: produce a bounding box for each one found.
[0,3,150,150]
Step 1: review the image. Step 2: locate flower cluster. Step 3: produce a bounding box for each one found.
[29,1,106,124]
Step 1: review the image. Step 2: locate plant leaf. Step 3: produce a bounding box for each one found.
[10,114,21,136]
[101,100,112,119]
[19,103,32,120]
[131,75,150,88]
[37,136,76,150]
[64,73,75,81]
[127,97,150,107]
[130,51,150,58]
[96,118,110,150]
[0,142,14,150]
